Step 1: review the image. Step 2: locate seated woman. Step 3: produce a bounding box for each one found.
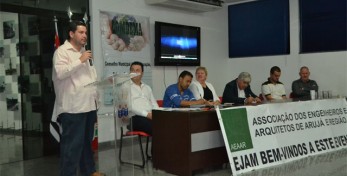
[189,67,220,106]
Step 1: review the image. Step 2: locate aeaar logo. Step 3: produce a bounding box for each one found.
[221,108,253,152]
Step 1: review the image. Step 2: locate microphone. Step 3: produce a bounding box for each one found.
[89,57,93,66]
[85,45,93,66]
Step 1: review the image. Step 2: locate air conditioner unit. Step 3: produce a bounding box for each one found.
[145,0,223,13]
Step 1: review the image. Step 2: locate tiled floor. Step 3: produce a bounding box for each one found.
[0,134,23,164]
[0,141,346,176]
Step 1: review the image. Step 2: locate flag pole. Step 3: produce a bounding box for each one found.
[53,16,60,49]
[54,16,58,36]
[50,16,61,142]
[67,6,73,22]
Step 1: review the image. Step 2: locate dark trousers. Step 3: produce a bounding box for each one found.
[128,115,152,135]
[59,111,97,176]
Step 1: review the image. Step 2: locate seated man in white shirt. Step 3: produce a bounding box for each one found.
[261,66,287,101]
[128,61,158,135]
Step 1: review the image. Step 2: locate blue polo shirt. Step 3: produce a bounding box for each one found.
[163,83,196,108]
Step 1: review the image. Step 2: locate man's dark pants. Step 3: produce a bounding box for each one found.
[59,110,97,176]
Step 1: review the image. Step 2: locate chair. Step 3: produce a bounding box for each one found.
[157,100,163,107]
[118,119,151,168]
[219,96,223,103]
[259,93,264,101]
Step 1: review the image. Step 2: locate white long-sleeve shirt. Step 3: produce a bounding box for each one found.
[130,81,158,117]
[51,40,98,122]
[189,80,219,101]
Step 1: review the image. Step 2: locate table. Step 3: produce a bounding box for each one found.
[152,110,228,176]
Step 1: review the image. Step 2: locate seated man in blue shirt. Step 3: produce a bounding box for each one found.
[163,70,206,108]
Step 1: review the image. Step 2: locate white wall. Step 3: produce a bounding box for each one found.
[90,0,347,142]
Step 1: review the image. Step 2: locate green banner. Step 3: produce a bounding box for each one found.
[220,108,253,152]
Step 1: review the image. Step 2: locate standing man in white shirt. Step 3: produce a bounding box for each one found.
[128,61,158,135]
[52,21,104,176]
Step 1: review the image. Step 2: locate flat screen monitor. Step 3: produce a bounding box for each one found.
[155,21,200,66]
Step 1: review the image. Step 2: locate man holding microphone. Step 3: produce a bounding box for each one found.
[52,21,104,176]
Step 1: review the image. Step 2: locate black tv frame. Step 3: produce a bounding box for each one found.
[154,21,201,66]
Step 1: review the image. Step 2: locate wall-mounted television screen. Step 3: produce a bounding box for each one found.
[155,21,200,66]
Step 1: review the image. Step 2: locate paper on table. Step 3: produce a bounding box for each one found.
[155,107,202,111]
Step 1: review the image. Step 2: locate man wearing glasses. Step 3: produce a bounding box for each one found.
[222,72,261,105]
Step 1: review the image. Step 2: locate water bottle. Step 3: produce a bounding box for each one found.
[117,105,122,118]
[124,104,128,117]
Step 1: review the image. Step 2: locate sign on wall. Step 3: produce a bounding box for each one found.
[217,99,347,175]
[99,11,152,105]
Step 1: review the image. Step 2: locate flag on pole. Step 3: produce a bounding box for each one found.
[50,16,61,142]
[54,16,60,49]
[50,118,61,142]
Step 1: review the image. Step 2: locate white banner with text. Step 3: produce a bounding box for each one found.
[217,98,347,175]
